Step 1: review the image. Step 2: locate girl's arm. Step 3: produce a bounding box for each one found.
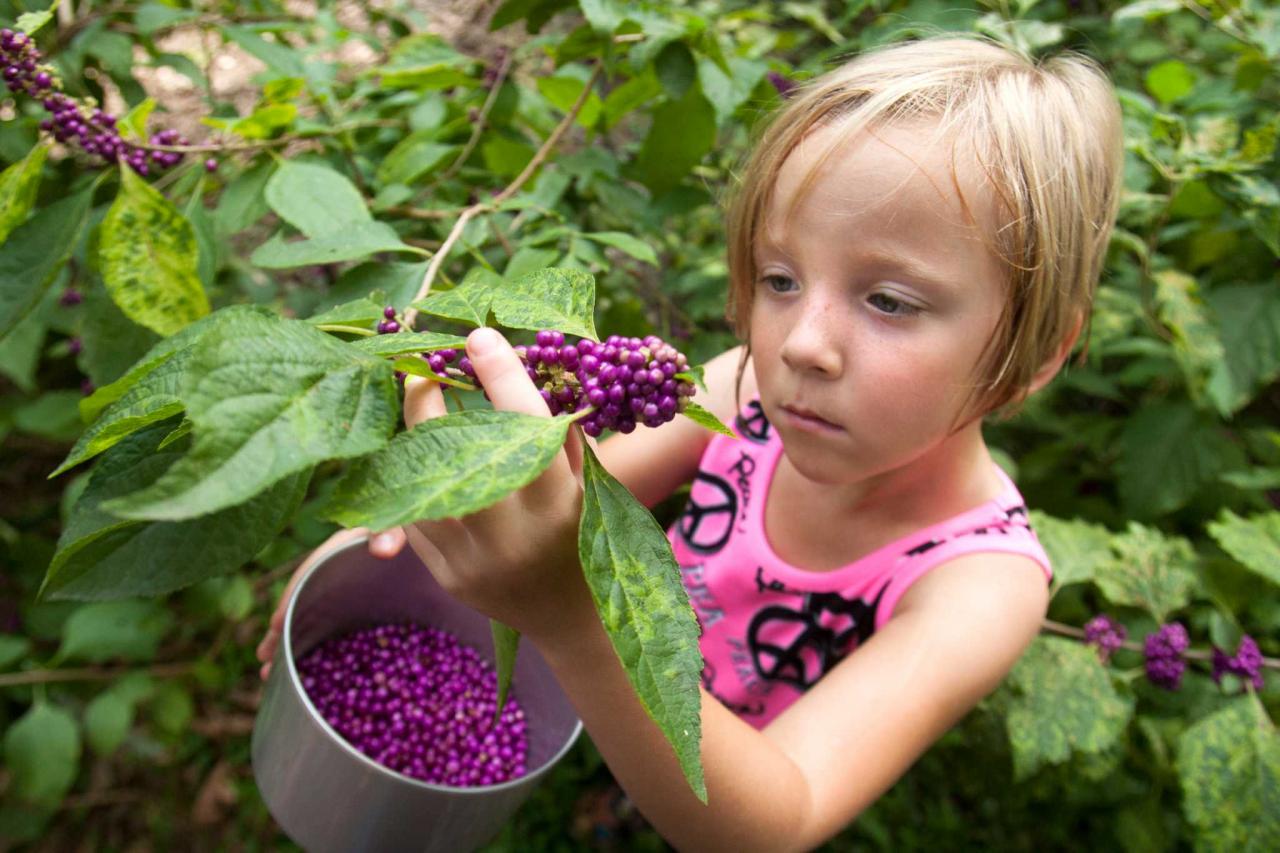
[529,550,1049,852]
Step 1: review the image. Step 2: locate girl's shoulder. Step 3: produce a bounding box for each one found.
[697,345,759,426]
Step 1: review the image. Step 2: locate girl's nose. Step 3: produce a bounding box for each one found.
[780,300,842,376]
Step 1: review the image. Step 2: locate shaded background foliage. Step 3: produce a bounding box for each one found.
[0,0,1277,849]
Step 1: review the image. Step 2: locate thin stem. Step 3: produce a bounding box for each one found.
[435,50,513,184]
[315,324,376,336]
[402,62,606,329]
[0,661,195,688]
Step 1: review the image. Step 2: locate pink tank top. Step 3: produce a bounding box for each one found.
[666,399,1052,728]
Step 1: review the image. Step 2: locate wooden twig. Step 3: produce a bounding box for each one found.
[402,62,605,328]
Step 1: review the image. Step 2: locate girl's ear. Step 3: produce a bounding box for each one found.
[1027,311,1085,396]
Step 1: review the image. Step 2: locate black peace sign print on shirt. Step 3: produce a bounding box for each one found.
[735,400,771,443]
[678,472,738,555]
[746,583,887,690]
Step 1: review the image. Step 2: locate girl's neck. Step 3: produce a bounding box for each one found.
[775,419,1001,542]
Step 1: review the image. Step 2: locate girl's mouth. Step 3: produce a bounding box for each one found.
[780,405,844,434]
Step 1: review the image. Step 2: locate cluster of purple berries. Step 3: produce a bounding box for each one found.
[511,331,695,437]
[1212,634,1264,691]
[297,621,529,787]
[1143,622,1190,691]
[1,28,51,97]
[1083,615,1127,664]
[2,27,204,176]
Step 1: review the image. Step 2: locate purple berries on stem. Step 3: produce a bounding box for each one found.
[2,27,188,175]
[504,331,693,437]
[1143,622,1189,691]
[1212,634,1264,691]
[297,621,529,787]
[1083,615,1126,664]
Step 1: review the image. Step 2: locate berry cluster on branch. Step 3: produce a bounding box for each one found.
[2,27,193,176]
[1081,614,1266,693]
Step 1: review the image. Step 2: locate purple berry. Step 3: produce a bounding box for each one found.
[1144,622,1189,691]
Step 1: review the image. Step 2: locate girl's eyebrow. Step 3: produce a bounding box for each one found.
[855,250,953,291]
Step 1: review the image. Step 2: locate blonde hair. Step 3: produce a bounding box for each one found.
[725,34,1124,420]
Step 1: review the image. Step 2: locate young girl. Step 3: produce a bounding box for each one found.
[259,34,1122,850]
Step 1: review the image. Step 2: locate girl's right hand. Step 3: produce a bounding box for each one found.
[255,526,408,681]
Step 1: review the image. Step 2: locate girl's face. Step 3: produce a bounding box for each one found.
[749,119,1008,489]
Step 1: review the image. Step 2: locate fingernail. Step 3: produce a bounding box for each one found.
[372,532,395,550]
[469,326,502,356]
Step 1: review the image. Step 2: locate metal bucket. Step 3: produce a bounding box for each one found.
[251,536,583,852]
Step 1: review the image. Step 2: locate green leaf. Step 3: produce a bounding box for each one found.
[49,350,187,477]
[1112,0,1181,22]
[1206,284,1280,415]
[42,421,310,600]
[581,232,658,266]
[491,619,520,718]
[0,143,48,245]
[100,167,211,337]
[1003,637,1134,781]
[490,268,598,340]
[149,682,194,735]
[3,703,80,806]
[578,445,705,802]
[305,296,385,329]
[103,311,397,521]
[84,691,133,758]
[1028,512,1113,591]
[315,260,429,315]
[697,56,766,127]
[0,311,46,393]
[505,248,559,284]
[602,72,662,129]
[1145,60,1196,105]
[78,305,270,424]
[0,185,94,339]
[223,24,307,78]
[264,161,371,238]
[213,159,275,236]
[351,331,468,357]
[1094,523,1199,622]
[0,634,31,669]
[119,98,155,141]
[323,410,573,530]
[56,600,173,663]
[631,85,716,197]
[679,401,733,437]
[578,0,627,32]
[15,2,58,36]
[1207,511,1280,587]
[375,135,456,187]
[1153,269,1223,405]
[654,41,696,100]
[1117,403,1234,518]
[251,222,422,268]
[1177,698,1280,851]
[411,268,499,327]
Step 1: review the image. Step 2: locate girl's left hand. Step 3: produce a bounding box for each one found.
[401,326,597,645]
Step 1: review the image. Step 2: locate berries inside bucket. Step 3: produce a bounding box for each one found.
[296,622,529,787]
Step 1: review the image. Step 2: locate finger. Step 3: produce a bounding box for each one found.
[466,327,551,418]
[403,375,448,429]
[268,571,305,634]
[256,632,276,664]
[260,662,272,681]
[369,526,407,558]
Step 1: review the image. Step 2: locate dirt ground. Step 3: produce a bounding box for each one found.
[128,0,522,140]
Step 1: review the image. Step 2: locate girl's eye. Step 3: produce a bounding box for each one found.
[761,274,797,294]
[867,292,919,316]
